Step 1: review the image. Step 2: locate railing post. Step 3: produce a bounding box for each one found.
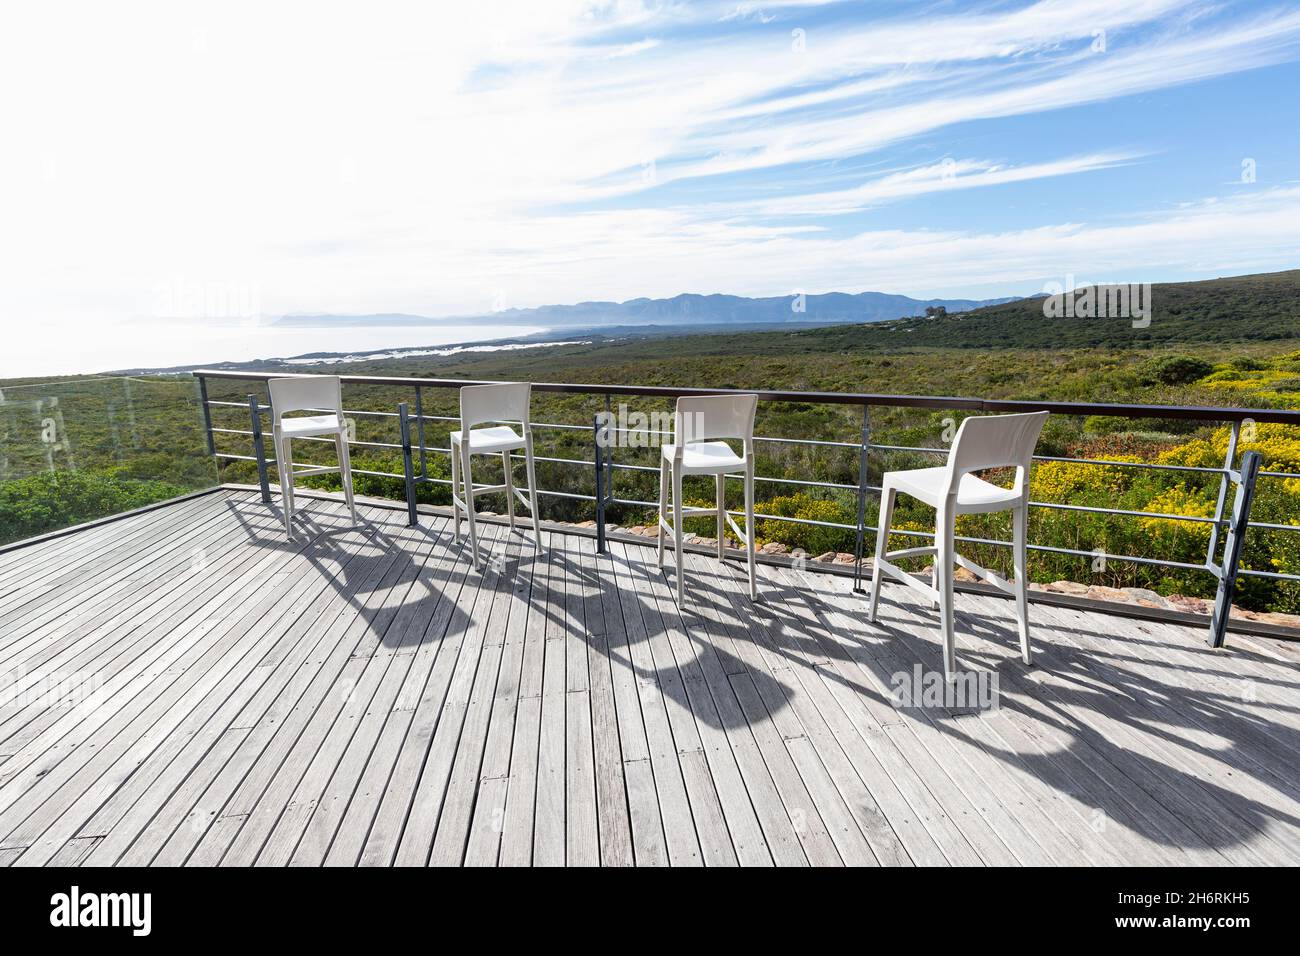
[1208,450,1261,649]
[197,375,216,457]
[1205,420,1241,570]
[399,402,418,527]
[853,403,871,592]
[248,393,272,504]
[594,396,610,553]
[604,392,612,532]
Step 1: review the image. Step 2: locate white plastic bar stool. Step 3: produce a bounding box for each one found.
[450,382,541,568]
[868,411,1048,679]
[658,393,759,604]
[267,375,358,539]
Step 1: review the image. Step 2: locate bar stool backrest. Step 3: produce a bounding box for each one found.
[460,382,532,430]
[945,411,1049,497]
[674,393,758,448]
[269,375,344,420]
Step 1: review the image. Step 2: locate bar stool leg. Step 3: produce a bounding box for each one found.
[657,459,668,569]
[337,431,357,522]
[524,434,541,544]
[744,462,756,600]
[503,450,516,530]
[1013,502,1032,664]
[868,485,896,622]
[451,437,462,539]
[937,504,956,681]
[282,436,296,535]
[672,462,685,605]
[275,432,293,539]
[462,444,479,568]
[716,473,725,559]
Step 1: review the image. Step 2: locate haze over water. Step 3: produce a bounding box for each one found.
[1,322,543,379]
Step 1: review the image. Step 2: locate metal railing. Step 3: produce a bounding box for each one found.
[193,369,1300,648]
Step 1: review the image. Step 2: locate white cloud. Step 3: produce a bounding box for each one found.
[723,152,1146,217]
[0,0,1298,374]
[319,184,1300,307]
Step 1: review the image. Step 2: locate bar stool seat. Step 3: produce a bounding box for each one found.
[449,425,524,454]
[661,441,746,475]
[279,413,343,438]
[887,466,1023,511]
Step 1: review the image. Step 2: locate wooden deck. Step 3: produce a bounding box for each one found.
[1,488,1298,867]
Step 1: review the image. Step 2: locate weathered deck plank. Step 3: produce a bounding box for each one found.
[2,489,1298,866]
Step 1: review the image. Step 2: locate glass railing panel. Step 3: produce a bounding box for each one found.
[0,375,219,545]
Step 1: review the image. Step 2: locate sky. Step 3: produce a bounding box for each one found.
[2,0,1300,373]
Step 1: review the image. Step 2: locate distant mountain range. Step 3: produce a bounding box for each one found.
[104,269,1298,376]
[270,290,1018,330]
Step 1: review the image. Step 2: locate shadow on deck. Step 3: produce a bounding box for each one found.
[0,489,1297,867]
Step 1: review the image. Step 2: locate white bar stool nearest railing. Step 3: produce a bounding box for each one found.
[658,393,759,604]
[451,382,541,568]
[868,411,1049,680]
[268,375,358,540]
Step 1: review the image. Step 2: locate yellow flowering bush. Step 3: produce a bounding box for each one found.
[1245,426,1300,474]
[1030,455,1143,501]
[1201,368,1300,409]
[1157,423,1300,474]
[755,493,856,555]
[1139,484,1216,551]
[1267,534,1300,613]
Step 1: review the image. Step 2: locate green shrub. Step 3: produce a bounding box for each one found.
[1229,356,1268,372]
[755,493,855,555]
[1082,415,1133,435]
[296,453,453,506]
[0,470,187,545]
[1140,355,1214,385]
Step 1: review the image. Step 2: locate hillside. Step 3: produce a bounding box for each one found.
[783,270,1300,350]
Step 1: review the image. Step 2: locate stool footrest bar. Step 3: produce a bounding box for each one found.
[874,557,942,606]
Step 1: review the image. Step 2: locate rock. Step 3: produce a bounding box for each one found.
[577,520,597,528]
[1123,587,1167,606]
[814,552,837,563]
[1046,580,1089,595]
[1168,594,1210,614]
[760,542,790,554]
[629,526,646,535]
[1086,585,1129,602]
[954,567,978,583]
[832,552,856,565]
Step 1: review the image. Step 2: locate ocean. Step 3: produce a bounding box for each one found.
[0,322,546,378]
